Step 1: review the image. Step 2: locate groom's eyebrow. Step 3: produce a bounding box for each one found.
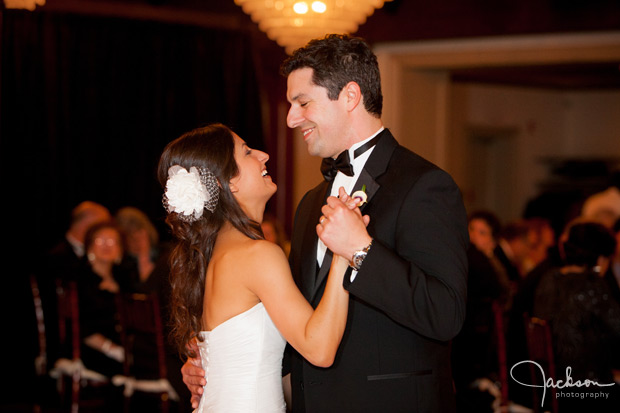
[289,92,308,103]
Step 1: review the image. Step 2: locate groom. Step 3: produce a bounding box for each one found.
[184,34,469,412]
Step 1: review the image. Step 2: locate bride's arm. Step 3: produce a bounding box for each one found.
[177,240,349,407]
[246,241,349,367]
[248,191,366,367]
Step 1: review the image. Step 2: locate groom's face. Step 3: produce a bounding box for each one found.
[286,67,350,159]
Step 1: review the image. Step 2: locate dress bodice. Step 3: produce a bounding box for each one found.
[195,302,286,412]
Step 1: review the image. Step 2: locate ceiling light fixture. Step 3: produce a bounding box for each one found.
[3,0,45,10]
[235,0,392,54]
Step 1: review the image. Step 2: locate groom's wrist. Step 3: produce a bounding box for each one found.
[349,238,373,271]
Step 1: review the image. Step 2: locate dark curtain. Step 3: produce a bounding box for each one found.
[1,7,265,405]
[2,8,265,253]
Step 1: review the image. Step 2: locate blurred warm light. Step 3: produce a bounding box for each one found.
[293,2,309,14]
[3,0,44,10]
[235,0,392,54]
[312,2,327,13]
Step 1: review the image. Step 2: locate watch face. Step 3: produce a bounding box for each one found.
[352,240,372,270]
[353,252,366,269]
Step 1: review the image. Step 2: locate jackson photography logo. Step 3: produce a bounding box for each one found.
[510,360,616,407]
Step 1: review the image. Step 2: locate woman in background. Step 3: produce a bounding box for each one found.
[533,221,620,412]
[78,221,126,376]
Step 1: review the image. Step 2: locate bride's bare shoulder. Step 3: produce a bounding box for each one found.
[245,238,288,263]
[218,235,286,267]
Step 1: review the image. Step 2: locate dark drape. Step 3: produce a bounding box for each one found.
[1,8,266,405]
[1,8,265,255]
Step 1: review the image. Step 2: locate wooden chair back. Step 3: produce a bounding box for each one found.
[523,314,558,413]
[115,292,171,413]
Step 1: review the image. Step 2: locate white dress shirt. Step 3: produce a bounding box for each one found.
[317,127,384,278]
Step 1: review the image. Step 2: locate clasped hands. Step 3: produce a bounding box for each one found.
[317,187,372,262]
[182,187,372,409]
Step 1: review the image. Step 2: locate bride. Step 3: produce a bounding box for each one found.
[158,123,365,412]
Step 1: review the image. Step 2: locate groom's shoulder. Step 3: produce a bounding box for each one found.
[378,129,442,175]
[381,144,444,187]
[393,143,439,171]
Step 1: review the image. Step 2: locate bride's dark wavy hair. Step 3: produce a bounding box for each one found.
[157,123,263,358]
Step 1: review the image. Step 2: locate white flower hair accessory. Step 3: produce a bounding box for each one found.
[163,165,219,222]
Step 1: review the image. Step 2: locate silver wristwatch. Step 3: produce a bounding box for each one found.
[350,239,373,271]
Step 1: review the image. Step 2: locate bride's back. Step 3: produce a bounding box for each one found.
[195,223,288,412]
[202,223,281,332]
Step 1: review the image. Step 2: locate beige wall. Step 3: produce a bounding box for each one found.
[291,128,323,218]
[451,84,620,222]
[563,91,620,156]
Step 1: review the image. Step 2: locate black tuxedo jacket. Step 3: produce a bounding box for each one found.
[287,129,469,412]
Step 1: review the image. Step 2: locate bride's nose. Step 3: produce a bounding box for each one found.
[256,150,269,163]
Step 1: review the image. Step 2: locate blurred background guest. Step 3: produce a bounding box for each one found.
[453,210,511,412]
[115,206,170,296]
[46,201,112,279]
[495,220,532,285]
[39,201,111,371]
[77,221,127,377]
[505,217,560,408]
[496,218,557,306]
[605,217,620,304]
[469,210,501,256]
[467,209,512,308]
[523,217,556,276]
[533,221,620,412]
[114,206,189,410]
[581,183,620,230]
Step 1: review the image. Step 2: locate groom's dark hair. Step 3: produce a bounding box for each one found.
[280,34,383,118]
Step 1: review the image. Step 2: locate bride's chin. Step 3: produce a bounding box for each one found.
[268,183,277,196]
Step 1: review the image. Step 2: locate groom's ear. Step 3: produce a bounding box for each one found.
[344,81,362,112]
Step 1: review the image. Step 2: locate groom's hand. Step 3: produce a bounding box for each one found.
[182,357,205,408]
[182,339,206,409]
[318,187,371,260]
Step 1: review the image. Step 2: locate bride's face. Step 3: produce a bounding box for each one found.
[229,133,277,207]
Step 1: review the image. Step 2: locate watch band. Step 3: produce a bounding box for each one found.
[350,239,373,271]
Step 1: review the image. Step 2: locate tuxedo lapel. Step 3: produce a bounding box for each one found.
[311,250,332,303]
[299,181,331,302]
[351,168,379,214]
[352,129,395,213]
[310,130,396,301]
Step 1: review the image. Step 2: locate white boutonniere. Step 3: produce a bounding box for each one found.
[351,185,368,207]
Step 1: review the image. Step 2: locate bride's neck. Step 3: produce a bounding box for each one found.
[217,221,246,242]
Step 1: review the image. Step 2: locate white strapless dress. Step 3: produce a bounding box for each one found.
[194,302,287,412]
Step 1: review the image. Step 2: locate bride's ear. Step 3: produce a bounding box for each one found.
[229,180,239,194]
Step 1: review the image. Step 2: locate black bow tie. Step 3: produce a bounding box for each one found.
[320,134,381,182]
[321,150,353,181]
